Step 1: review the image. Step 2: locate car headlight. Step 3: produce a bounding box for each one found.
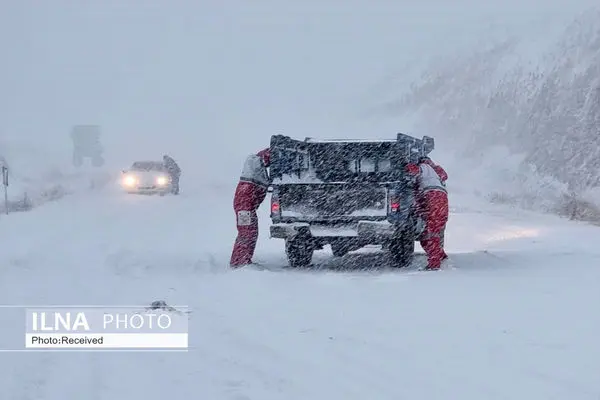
[156,176,168,185]
[122,175,137,186]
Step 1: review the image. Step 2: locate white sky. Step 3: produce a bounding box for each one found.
[0,0,596,177]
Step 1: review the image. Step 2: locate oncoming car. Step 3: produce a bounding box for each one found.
[120,161,172,195]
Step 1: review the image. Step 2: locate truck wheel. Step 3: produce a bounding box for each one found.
[285,238,314,268]
[388,231,415,268]
[330,242,350,257]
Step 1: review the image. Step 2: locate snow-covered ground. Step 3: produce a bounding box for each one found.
[0,182,598,399]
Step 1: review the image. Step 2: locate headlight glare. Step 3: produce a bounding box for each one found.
[122,175,136,186]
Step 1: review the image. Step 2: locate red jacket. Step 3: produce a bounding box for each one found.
[234,181,267,211]
[233,148,270,212]
[429,160,447,182]
[406,158,447,214]
[406,159,447,182]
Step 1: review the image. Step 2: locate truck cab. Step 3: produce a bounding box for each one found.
[268,133,435,268]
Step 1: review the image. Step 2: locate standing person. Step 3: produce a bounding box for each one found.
[230,148,271,268]
[162,155,181,194]
[406,156,449,270]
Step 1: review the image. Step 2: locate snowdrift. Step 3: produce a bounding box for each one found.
[0,138,112,214]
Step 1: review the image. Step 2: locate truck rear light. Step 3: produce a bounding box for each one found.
[271,201,280,213]
[389,194,400,212]
[270,186,281,218]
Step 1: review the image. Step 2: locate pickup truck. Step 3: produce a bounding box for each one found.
[268,133,435,268]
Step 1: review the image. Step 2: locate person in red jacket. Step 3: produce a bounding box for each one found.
[406,156,449,270]
[229,148,271,268]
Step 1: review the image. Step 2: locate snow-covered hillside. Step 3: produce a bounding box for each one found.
[1,1,599,399]
[384,5,600,218]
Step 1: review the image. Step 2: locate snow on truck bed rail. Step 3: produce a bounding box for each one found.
[271,174,325,184]
[271,175,403,185]
[304,138,397,143]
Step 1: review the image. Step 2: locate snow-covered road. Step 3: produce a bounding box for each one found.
[0,185,598,399]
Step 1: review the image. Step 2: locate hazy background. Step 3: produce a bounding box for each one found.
[1,1,598,211]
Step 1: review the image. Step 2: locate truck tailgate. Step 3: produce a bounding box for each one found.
[277,184,388,219]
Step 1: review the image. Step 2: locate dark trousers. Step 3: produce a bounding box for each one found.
[170,174,180,194]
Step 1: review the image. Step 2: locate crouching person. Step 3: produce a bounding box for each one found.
[406,156,449,270]
[163,154,181,194]
[229,149,270,268]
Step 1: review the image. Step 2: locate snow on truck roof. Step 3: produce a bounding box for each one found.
[131,161,165,170]
[304,138,397,143]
